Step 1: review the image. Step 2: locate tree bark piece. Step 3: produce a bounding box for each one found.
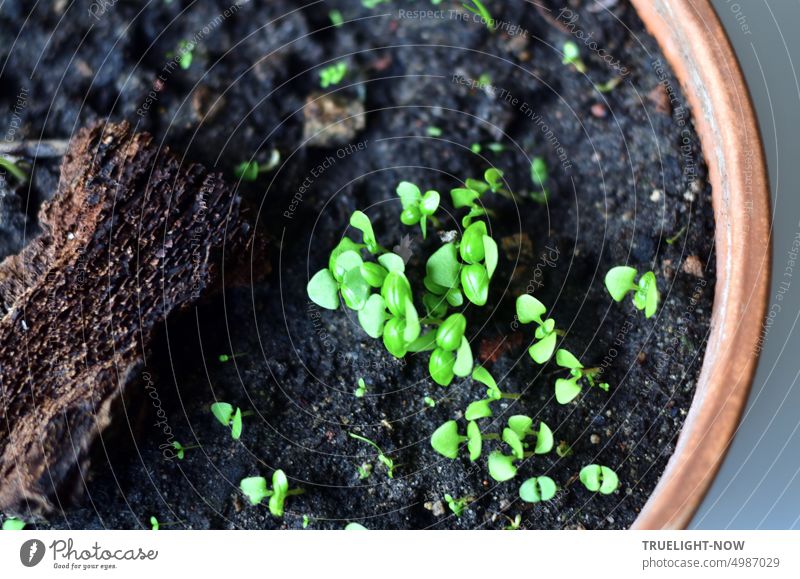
[0,121,243,515]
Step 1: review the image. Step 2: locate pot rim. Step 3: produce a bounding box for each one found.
[629,0,771,528]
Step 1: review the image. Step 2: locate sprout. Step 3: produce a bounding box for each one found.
[556,440,574,458]
[355,377,368,398]
[487,451,518,482]
[562,41,586,73]
[0,156,28,183]
[171,39,194,70]
[319,61,348,88]
[426,126,443,137]
[519,476,557,503]
[516,294,562,363]
[329,9,344,26]
[349,432,395,478]
[345,522,368,530]
[430,420,494,461]
[240,469,304,517]
[233,150,280,181]
[210,402,246,440]
[462,0,495,31]
[530,156,550,204]
[150,516,159,530]
[604,266,659,318]
[579,464,619,494]
[553,348,609,404]
[504,514,522,530]
[444,494,470,517]
[302,514,311,528]
[170,441,200,460]
[428,313,473,386]
[396,181,440,239]
[423,396,437,408]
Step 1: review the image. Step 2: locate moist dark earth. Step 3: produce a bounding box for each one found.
[0,0,715,529]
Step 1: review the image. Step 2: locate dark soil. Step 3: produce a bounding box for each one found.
[0,0,715,529]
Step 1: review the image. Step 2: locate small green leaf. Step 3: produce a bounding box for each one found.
[484,168,504,192]
[240,476,270,505]
[350,211,379,253]
[381,271,412,317]
[378,252,406,273]
[231,408,243,439]
[445,287,464,307]
[329,238,363,277]
[531,157,549,189]
[436,313,467,351]
[307,269,340,310]
[461,263,489,306]
[210,402,233,426]
[529,332,557,364]
[555,377,582,404]
[341,267,370,310]
[403,298,421,343]
[332,250,363,282]
[234,161,260,181]
[604,266,638,302]
[431,420,462,459]
[429,347,456,386]
[487,451,517,482]
[360,262,388,287]
[450,187,480,208]
[401,206,421,226]
[383,317,409,358]
[268,470,289,517]
[397,181,421,209]
[345,522,368,530]
[519,476,557,503]
[464,397,493,420]
[555,349,583,370]
[407,330,438,352]
[2,517,25,531]
[638,271,659,317]
[453,336,473,377]
[358,294,388,338]
[472,367,500,400]
[467,421,482,461]
[483,236,498,278]
[516,294,547,325]
[502,428,524,459]
[420,190,440,215]
[459,221,487,264]
[534,422,554,454]
[427,243,461,289]
[507,415,532,439]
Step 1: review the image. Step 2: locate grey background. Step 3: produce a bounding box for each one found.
[693,0,800,529]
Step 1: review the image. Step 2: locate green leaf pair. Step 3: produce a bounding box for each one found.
[519,476,557,503]
[429,314,472,386]
[516,294,560,363]
[553,349,610,404]
[397,181,440,239]
[240,469,302,517]
[604,266,659,318]
[502,415,554,459]
[430,420,483,462]
[579,464,619,494]
[210,402,244,440]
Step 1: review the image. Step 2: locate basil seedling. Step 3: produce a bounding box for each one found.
[519,476,557,503]
[240,469,304,517]
[430,420,497,461]
[553,349,609,404]
[349,433,395,478]
[319,61,347,88]
[210,402,246,440]
[516,294,562,363]
[604,266,659,318]
[396,181,440,239]
[562,41,586,73]
[444,494,470,517]
[579,464,619,494]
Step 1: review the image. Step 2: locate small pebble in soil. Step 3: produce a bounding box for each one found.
[681,255,704,278]
[590,434,601,444]
[303,93,365,147]
[590,103,607,118]
[650,189,663,202]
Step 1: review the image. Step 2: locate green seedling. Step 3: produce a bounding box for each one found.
[396,181,441,239]
[428,313,473,386]
[594,77,622,93]
[302,515,311,528]
[349,432,395,478]
[2,517,25,530]
[426,126,443,137]
[516,294,562,363]
[345,522,368,530]
[234,150,280,181]
[240,469,304,517]
[210,402,247,440]
[150,516,159,530]
[355,377,368,398]
[357,462,373,480]
[666,225,687,245]
[502,415,554,458]
[170,441,199,460]
[519,476,557,503]
[170,40,194,70]
[319,61,348,88]
[329,9,344,26]
[380,272,421,357]
[562,41,586,73]
[423,396,436,408]
[579,464,619,494]
[504,514,522,530]
[530,156,549,204]
[218,352,245,363]
[553,349,608,404]
[556,440,574,458]
[431,420,492,461]
[444,494,470,517]
[487,451,518,482]
[463,0,495,31]
[0,156,28,183]
[604,266,659,318]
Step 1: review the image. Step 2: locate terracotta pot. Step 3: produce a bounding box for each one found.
[627,0,771,528]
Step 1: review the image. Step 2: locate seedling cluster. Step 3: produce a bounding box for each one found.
[304,156,658,523]
[604,266,659,318]
[210,402,245,440]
